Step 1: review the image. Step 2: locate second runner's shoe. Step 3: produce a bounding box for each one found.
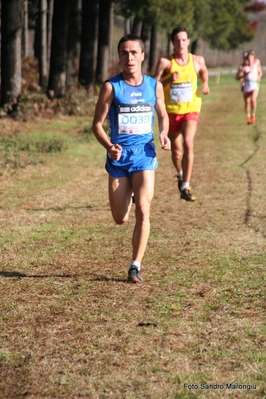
[180,186,196,202]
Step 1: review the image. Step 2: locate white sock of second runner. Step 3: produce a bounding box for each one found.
[129,260,140,270]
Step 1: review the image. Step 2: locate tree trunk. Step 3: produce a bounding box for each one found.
[47,0,54,71]
[191,39,198,55]
[141,22,151,73]
[109,2,114,65]
[149,26,161,74]
[96,0,111,83]
[23,0,29,57]
[39,0,48,91]
[124,18,131,35]
[1,0,23,108]
[34,2,40,60]
[132,16,142,36]
[78,0,98,89]
[66,0,80,89]
[48,0,71,97]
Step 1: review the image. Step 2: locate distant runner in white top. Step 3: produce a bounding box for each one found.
[236,49,263,124]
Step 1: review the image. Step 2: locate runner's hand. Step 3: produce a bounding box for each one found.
[109,144,122,160]
[159,132,171,151]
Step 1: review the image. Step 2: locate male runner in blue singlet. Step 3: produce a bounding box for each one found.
[92,34,170,283]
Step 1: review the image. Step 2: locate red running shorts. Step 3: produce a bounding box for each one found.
[168,112,200,133]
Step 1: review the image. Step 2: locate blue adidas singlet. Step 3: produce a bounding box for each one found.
[107,74,157,148]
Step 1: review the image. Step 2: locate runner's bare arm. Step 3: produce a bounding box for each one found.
[92,82,122,160]
[154,58,175,87]
[257,59,263,81]
[155,81,170,150]
[194,55,210,95]
[236,66,245,81]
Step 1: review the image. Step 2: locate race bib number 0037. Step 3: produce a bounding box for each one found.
[118,103,152,135]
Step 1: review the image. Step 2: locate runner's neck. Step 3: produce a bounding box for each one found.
[121,72,143,86]
[174,53,189,66]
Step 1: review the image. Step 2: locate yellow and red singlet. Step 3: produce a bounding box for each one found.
[162,53,202,115]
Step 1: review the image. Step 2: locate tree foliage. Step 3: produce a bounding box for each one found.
[0,0,259,107]
[202,0,254,50]
[116,0,254,51]
[117,0,195,30]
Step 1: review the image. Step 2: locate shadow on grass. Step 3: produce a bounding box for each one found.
[90,275,127,283]
[0,205,94,212]
[0,271,74,278]
[28,205,94,212]
[0,271,127,282]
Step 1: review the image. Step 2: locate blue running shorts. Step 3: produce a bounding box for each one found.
[105,142,158,179]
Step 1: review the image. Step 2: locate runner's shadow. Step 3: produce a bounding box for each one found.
[91,275,126,283]
[1,272,127,283]
[0,271,74,278]
[26,205,94,212]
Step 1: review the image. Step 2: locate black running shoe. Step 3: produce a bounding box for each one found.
[180,186,196,201]
[127,267,143,283]
[176,175,183,192]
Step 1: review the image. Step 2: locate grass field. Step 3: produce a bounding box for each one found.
[0,75,265,399]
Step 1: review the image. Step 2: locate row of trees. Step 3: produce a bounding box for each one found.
[0,0,257,109]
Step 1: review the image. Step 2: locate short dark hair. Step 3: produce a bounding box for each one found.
[117,34,145,53]
[171,27,190,43]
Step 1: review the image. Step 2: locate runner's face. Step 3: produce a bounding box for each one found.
[248,54,255,65]
[119,41,144,74]
[173,32,190,55]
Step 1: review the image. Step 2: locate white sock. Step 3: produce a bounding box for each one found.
[181,182,189,191]
[178,171,183,178]
[129,260,140,270]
